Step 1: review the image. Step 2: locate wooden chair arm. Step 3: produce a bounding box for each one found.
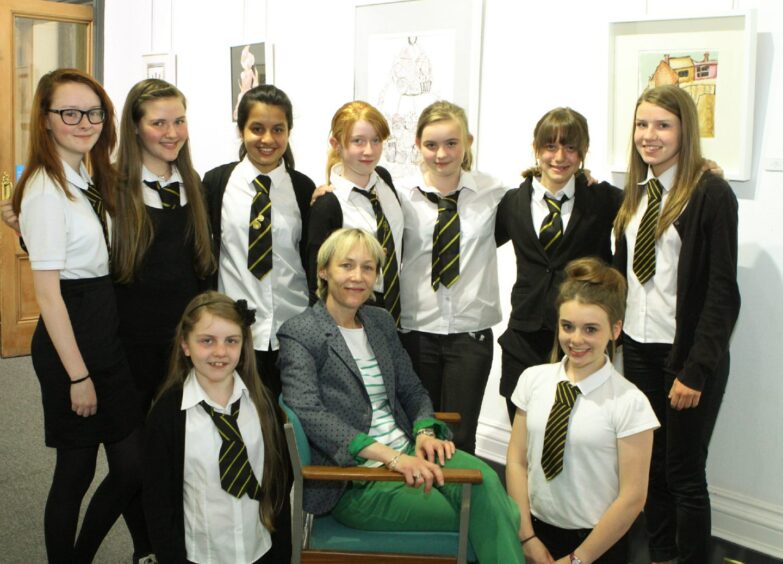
[301,465,483,484]
[433,412,461,424]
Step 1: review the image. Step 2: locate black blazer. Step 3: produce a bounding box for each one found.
[614,171,740,391]
[305,166,396,304]
[496,174,623,333]
[143,387,292,564]
[201,161,315,290]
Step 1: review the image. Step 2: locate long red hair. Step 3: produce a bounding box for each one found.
[12,68,117,215]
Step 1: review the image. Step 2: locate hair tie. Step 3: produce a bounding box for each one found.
[234,299,256,327]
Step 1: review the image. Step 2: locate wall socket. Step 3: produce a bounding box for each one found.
[764,158,783,171]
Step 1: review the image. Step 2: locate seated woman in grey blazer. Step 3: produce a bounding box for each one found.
[278,227,524,563]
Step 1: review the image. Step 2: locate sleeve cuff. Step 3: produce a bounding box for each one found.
[413,418,449,439]
[348,433,376,464]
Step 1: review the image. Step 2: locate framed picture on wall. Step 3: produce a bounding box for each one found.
[608,11,757,181]
[354,0,484,179]
[143,53,177,84]
[230,42,275,122]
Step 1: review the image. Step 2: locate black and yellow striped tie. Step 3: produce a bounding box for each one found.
[200,399,262,501]
[143,179,181,209]
[353,187,401,326]
[541,380,581,480]
[632,178,663,285]
[539,194,569,255]
[248,174,273,280]
[419,188,461,290]
[85,182,109,246]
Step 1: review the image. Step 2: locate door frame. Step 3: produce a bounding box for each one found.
[0,0,93,357]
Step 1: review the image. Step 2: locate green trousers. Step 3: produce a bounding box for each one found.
[331,449,524,564]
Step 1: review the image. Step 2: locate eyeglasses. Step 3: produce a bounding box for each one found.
[48,108,106,125]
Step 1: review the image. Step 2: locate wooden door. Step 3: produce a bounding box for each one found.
[0,0,92,357]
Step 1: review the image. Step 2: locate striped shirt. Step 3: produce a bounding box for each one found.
[339,326,411,466]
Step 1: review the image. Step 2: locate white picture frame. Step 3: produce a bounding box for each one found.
[354,0,484,179]
[142,52,177,84]
[608,10,757,181]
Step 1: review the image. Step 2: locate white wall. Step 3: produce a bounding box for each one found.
[103,0,783,556]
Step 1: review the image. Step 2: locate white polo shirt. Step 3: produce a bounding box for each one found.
[182,370,271,563]
[511,357,659,529]
[329,164,404,294]
[397,169,506,334]
[623,165,682,344]
[20,161,109,278]
[218,157,309,350]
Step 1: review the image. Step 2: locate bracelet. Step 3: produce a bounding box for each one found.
[416,427,436,438]
[386,453,401,471]
[70,374,90,385]
[520,534,537,545]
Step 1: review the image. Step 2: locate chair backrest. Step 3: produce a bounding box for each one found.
[279,396,312,466]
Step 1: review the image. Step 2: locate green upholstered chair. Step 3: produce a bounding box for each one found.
[280,398,480,563]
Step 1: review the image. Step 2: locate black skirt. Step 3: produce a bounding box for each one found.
[32,275,142,448]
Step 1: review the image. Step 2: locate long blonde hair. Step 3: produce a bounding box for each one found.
[326,100,390,181]
[614,85,704,240]
[155,291,290,531]
[112,79,215,283]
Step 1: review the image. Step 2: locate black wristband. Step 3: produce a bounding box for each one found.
[70,374,90,385]
[520,534,537,545]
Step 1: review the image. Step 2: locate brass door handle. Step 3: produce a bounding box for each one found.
[1,171,12,200]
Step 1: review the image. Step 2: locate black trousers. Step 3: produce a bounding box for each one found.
[255,348,281,400]
[532,515,628,563]
[622,335,729,563]
[497,327,555,423]
[398,329,493,454]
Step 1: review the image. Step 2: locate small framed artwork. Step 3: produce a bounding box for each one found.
[143,53,177,83]
[354,0,484,179]
[608,11,757,180]
[230,42,275,121]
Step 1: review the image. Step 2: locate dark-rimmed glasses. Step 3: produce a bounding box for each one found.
[48,108,106,125]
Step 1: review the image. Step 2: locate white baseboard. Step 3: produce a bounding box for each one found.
[475,424,783,560]
[710,485,783,559]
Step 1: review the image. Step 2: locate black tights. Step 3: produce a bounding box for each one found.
[45,428,150,563]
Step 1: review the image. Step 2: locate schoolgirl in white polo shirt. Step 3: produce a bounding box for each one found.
[13,68,148,563]
[506,258,658,564]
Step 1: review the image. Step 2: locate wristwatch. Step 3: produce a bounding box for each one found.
[569,553,583,564]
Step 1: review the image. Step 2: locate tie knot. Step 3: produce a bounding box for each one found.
[200,399,240,421]
[556,380,581,407]
[646,178,662,202]
[353,186,375,200]
[544,194,567,212]
[253,174,271,194]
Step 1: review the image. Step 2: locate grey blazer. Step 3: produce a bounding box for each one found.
[278,302,437,515]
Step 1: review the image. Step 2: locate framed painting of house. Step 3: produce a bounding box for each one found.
[354,0,483,179]
[608,11,757,181]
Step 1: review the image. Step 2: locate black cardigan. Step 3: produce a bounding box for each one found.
[201,161,315,291]
[495,174,623,333]
[614,171,740,391]
[143,387,292,563]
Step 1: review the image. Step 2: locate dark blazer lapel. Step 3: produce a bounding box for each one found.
[562,177,585,242]
[358,307,396,405]
[521,179,550,262]
[313,303,363,383]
